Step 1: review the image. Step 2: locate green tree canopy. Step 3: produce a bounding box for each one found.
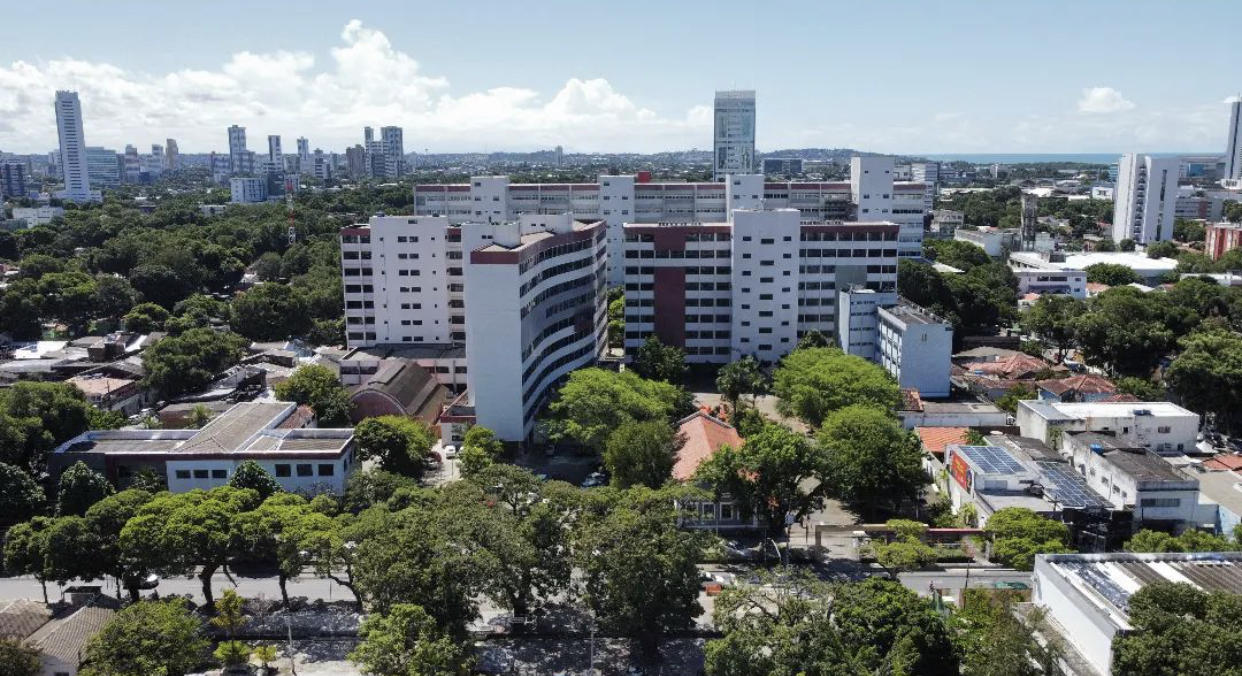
[603,420,681,489]
[0,639,40,676]
[56,461,115,516]
[0,381,96,474]
[1020,294,1085,361]
[818,405,925,517]
[1072,287,1176,376]
[772,347,900,427]
[983,508,1073,570]
[230,282,313,341]
[1166,327,1242,431]
[544,368,691,450]
[350,604,473,676]
[141,328,248,397]
[227,460,283,500]
[354,416,436,478]
[953,589,1064,676]
[715,356,768,410]
[80,599,208,676]
[0,462,46,535]
[631,335,688,384]
[457,426,504,478]
[274,364,353,426]
[1084,262,1142,286]
[1112,582,1242,676]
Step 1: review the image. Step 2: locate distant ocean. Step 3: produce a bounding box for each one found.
[921,152,1211,165]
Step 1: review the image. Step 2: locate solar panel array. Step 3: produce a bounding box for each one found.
[958,445,1026,474]
[1061,560,1134,611]
[1037,461,1110,509]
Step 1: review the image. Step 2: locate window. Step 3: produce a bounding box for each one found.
[1157,426,1171,434]
[1139,498,1181,508]
[211,469,227,479]
[175,469,190,479]
[193,469,209,479]
[275,464,291,477]
[318,464,335,477]
[296,464,314,477]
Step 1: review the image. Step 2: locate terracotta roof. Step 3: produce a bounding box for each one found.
[349,359,447,424]
[1038,373,1117,397]
[0,599,51,641]
[915,427,971,457]
[900,388,924,412]
[962,354,1063,379]
[23,606,115,670]
[1099,393,1141,403]
[275,404,316,430]
[1204,455,1242,472]
[1086,282,1111,294]
[673,411,743,482]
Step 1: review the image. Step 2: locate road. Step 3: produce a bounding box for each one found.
[898,568,1032,596]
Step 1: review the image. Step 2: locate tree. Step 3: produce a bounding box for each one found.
[819,406,926,518]
[1124,528,1236,553]
[953,589,1064,676]
[1119,238,1136,252]
[632,336,688,384]
[0,381,96,475]
[603,420,681,489]
[93,276,140,322]
[875,537,937,572]
[545,368,691,450]
[983,508,1073,570]
[230,282,312,341]
[607,289,625,350]
[1115,376,1163,401]
[56,461,115,516]
[1072,288,1175,376]
[925,239,991,270]
[81,599,208,676]
[2,517,52,602]
[354,416,436,478]
[252,645,279,674]
[127,263,196,309]
[1113,582,1242,676]
[705,576,959,676]
[457,426,503,478]
[578,499,704,661]
[350,604,472,676]
[228,460,283,501]
[772,347,900,427]
[342,469,418,514]
[43,516,106,586]
[698,424,827,536]
[85,489,154,602]
[1084,262,1141,286]
[254,251,283,282]
[142,328,248,397]
[274,364,353,426]
[1145,241,1178,259]
[996,383,1037,414]
[1174,219,1206,243]
[715,356,767,410]
[0,463,46,535]
[1166,327,1242,430]
[796,329,831,349]
[0,639,40,676]
[1020,295,1085,361]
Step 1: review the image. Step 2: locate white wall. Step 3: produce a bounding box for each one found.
[729,209,801,362]
[165,454,353,495]
[1033,558,1121,676]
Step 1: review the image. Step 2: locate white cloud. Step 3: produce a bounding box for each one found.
[1077,86,1136,114]
[0,20,707,153]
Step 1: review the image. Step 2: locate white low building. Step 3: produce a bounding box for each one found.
[1016,400,1199,456]
[954,227,1016,256]
[11,206,64,227]
[229,177,268,204]
[1061,431,1203,529]
[1012,267,1087,299]
[1010,250,1177,285]
[1034,552,1242,676]
[50,401,358,494]
[876,300,953,398]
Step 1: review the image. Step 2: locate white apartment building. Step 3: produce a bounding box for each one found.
[954,227,1015,256]
[12,206,65,228]
[1061,432,1201,529]
[1016,400,1200,456]
[54,91,95,203]
[876,300,953,398]
[412,164,928,285]
[228,125,252,175]
[930,209,963,235]
[837,287,888,360]
[622,211,900,364]
[713,90,756,180]
[1226,98,1242,181]
[229,177,268,204]
[1113,153,1178,243]
[463,214,608,440]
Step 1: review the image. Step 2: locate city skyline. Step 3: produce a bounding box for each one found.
[2,1,1242,155]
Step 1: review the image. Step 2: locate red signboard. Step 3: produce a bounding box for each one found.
[950,452,974,493]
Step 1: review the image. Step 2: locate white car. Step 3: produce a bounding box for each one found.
[443,445,458,459]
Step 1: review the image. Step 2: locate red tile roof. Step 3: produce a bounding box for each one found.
[1038,373,1117,397]
[1086,282,1111,294]
[962,354,1063,379]
[673,411,744,482]
[1204,455,1242,472]
[1099,393,1141,403]
[915,427,971,457]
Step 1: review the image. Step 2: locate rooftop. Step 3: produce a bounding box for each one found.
[1188,469,1242,515]
[673,411,743,482]
[343,343,466,361]
[1022,400,1198,420]
[23,605,115,670]
[1038,552,1242,629]
[1037,373,1117,397]
[0,599,51,641]
[915,427,971,457]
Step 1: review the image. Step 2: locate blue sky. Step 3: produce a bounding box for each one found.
[2,0,1239,154]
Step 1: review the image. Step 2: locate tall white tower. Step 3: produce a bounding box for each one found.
[1113,153,1178,244]
[296,137,310,173]
[54,91,92,202]
[1225,98,1242,181]
[381,126,404,178]
[267,135,283,168]
[713,90,756,180]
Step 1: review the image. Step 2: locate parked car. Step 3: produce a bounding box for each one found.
[581,472,606,488]
[443,445,458,459]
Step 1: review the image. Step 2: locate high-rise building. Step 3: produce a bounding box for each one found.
[345,145,367,178]
[85,147,120,188]
[381,126,404,178]
[312,149,332,180]
[54,91,93,202]
[165,139,179,171]
[143,144,164,178]
[296,137,310,173]
[267,135,283,169]
[122,145,142,183]
[0,162,27,200]
[227,125,250,175]
[1113,153,1179,243]
[713,90,756,180]
[1225,98,1242,181]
